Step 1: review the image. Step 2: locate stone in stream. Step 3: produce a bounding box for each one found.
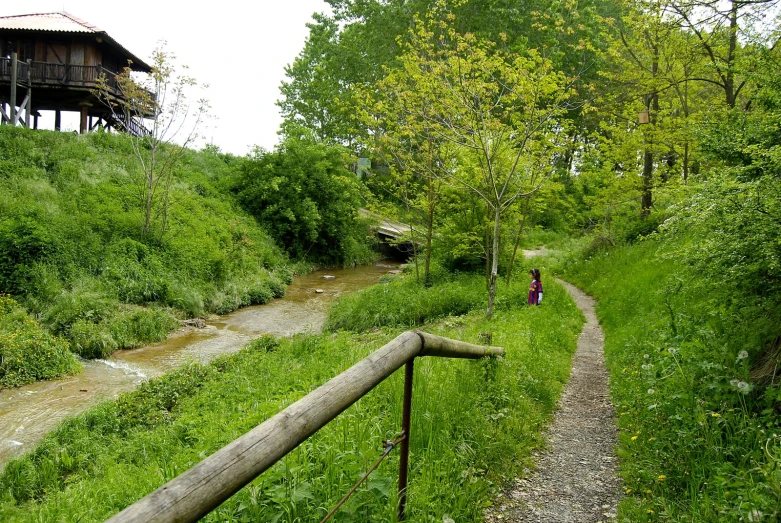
[315,289,324,294]
[323,275,336,279]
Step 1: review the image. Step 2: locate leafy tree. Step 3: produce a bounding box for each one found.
[95,43,209,238]
[670,0,781,109]
[383,10,573,317]
[279,0,616,146]
[234,131,371,265]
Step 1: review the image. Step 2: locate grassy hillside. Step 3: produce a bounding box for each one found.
[0,272,584,522]
[0,126,294,385]
[561,234,781,521]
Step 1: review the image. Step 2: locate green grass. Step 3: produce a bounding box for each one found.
[325,268,542,332]
[0,126,295,371]
[0,275,583,522]
[560,237,781,522]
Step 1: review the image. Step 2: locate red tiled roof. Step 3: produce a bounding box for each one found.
[0,12,102,33]
[0,12,151,71]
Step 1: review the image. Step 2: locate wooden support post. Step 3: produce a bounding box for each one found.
[9,52,17,127]
[25,59,31,128]
[79,104,90,134]
[33,112,39,130]
[54,110,61,131]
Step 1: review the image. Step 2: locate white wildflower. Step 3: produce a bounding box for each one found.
[648,388,655,395]
[737,350,749,360]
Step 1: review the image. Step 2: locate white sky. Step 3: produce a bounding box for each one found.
[4,1,330,155]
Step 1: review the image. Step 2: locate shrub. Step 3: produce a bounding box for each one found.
[107,307,178,350]
[0,295,80,388]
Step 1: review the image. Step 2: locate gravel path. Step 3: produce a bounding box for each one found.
[485,279,622,523]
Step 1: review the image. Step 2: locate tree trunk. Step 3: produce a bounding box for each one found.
[484,218,491,290]
[641,148,653,217]
[506,196,531,286]
[725,0,738,108]
[486,206,501,319]
[424,182,435,287]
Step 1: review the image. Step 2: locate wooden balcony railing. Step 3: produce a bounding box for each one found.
[0,57,120,92]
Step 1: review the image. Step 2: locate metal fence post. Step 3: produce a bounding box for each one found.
[398,359,414,521]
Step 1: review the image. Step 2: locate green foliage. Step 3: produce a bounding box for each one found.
[0,295,80,388]
[0,126,291,364]
[234,133,374,266]
[561,234,781,521]
[0,272,583,522]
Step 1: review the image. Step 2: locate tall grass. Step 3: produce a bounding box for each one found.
[325,269,540,332]
[561,237,781,521]
[0,276,583,522]
[0,126,295,368]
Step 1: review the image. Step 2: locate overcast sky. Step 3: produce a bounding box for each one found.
[4,1,329,154]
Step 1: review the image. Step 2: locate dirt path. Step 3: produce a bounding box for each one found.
[485,279,621,523]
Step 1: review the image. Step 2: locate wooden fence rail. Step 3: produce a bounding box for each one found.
[106,330,503,523]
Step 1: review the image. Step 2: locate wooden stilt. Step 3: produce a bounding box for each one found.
[10,52,17,126]
[55,110,61,131]
[24,59,31,128]
[79,104,89,134]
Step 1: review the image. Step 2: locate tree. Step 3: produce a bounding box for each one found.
[95,43,209,238]
[384,10,573,317]
[358,34,461,286]
[670,0,780,109]
[234,130,371,266]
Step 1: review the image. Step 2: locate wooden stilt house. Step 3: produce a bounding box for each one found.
[0,12,151,134]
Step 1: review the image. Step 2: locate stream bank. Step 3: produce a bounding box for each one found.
[0,262,395,468]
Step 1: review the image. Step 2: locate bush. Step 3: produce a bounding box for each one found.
[234,133,373,266]
[0,295,80,388]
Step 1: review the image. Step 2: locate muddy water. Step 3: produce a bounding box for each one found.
[0,263,395,468]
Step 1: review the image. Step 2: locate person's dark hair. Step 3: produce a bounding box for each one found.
[533,268,541,282]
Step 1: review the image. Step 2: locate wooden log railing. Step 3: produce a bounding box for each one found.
[106,331,503,523]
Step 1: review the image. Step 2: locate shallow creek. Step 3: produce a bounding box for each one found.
[0,262,395,468]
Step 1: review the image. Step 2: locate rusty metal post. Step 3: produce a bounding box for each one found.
[398,359,414,521]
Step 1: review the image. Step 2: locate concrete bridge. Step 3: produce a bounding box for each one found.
[361,210,421,261]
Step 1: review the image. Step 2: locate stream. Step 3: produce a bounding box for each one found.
[0,262,395,468]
